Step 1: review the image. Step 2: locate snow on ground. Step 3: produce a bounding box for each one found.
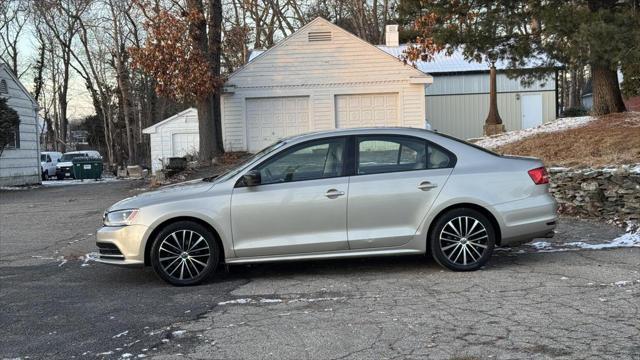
[0,176,122,191]
[217,296,346,306]
[471,115,595,149]
[41,176,121,187]
[528,229,640,252]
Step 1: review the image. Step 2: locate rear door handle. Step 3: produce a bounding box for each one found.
[418,181,438,191]
[325,189,345,198]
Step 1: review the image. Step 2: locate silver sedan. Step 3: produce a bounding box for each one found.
[96,128,557,285]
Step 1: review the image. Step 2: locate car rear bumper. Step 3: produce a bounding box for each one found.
[494,194,558,246]
[96,224,148,266]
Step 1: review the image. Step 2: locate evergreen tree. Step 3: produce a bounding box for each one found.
[403,0,639,115]
[0,97,20,157]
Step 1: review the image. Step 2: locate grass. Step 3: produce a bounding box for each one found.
[494,112,640,168]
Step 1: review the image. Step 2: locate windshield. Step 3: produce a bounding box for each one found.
[59,153,85,162]
[207,141,286,183]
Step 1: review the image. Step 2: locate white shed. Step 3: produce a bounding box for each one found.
[0,63,41,187]
[221,17,433,152]
[142,108,199,174]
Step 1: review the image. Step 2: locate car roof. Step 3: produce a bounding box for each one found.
[283,127,436,143]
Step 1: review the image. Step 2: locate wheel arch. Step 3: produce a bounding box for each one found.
[143,216,225,266]
[426,202,503,247]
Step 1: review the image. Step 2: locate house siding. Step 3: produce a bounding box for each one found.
[0,65,40,187]
[222,18,429,152]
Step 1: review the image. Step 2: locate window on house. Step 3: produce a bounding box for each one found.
[0,79,7,94]
[7,123,20,149]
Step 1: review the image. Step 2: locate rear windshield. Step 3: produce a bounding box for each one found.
[432,132,501,156]
[60,153,86,162]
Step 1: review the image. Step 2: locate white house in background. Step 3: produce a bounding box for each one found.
[240,18,557,143]
[0,63,41,187]
[221,18,432,152]
[142,108,199,174]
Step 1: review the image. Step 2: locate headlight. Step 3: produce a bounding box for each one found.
[103,209,139,226]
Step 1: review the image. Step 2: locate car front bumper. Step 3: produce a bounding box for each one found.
[95,224,149,267]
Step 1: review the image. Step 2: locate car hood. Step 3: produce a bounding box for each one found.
[57,161,73,168]
[108,181,214,211]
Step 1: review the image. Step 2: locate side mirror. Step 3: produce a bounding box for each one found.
[241,170,261,187]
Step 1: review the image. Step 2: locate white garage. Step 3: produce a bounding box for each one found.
[221,18,432,152]
[143,108,199,174]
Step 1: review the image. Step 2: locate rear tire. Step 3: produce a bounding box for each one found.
[151,221,219,286]
[429,208,495,271]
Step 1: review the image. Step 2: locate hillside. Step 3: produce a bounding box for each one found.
[474,112,640,168]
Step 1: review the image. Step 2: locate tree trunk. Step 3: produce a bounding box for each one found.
[115,53,136,164]
[485,65,503,125]
[187,0,222,162]
[208,0,224,155]
[483,64,505,135]
[591,64,626,115]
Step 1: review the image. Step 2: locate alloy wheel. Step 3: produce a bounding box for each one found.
[158,230,211,281]
[439,216,488,266]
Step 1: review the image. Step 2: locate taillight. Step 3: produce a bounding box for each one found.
[528,167,549,185]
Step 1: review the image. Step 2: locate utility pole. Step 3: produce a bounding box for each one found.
[483,62,505,136]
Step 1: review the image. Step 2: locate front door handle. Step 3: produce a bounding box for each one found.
[418,181,438,191]
[325,189,345,198]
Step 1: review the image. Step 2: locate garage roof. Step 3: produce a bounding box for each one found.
[249,45,550,75]
[142,107,197,134]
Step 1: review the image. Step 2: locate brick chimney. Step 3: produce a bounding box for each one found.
[385,25,399,47]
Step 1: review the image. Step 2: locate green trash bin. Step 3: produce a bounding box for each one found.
[72,157,103,180]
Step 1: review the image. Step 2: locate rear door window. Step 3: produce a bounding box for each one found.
[356,135,455,175]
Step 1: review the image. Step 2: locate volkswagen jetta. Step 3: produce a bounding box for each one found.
[96,128,557,285]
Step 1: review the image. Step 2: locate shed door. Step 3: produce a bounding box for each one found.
[521,94,543,129]
[172,133,199,157]
[335,93,399,128]
[246,97,310,152]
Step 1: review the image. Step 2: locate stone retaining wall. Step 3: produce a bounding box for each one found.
[549,165,640,223]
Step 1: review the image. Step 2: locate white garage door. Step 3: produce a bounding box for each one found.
[172,133,199,157]
[246,97,310,152]
[336,93,399,128]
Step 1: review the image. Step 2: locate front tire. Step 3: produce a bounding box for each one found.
[430,208,495,271]
[151,221,220,286]
[42,170,49,181]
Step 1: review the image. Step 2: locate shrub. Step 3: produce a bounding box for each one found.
[561,107,588,117]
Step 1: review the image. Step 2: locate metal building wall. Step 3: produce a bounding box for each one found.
[425,73,557,139]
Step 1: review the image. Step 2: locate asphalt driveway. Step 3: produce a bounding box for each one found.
[0,180,638,359]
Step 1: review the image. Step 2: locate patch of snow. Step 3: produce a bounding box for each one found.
[58,259,67,267]
[96,351,114,356]
[171,330,187,338]
[565,232,640,250]
[217,296,345,306]
[41,177,122,187]
[121,354,133,359]
[613,281,632,287]
[259,298,283,304]
[528,230,640,252]
[472,116,595,149]
[217,298,252,305]
[528,241,554,250]
[112,330,129,338]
